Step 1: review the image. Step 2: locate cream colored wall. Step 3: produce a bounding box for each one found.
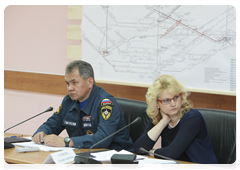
[4,5,73,75]
[4,89,68,137]
[4,5,73,136]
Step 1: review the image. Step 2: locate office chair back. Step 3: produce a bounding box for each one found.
[115,97,150,143]
[195,108,236,164]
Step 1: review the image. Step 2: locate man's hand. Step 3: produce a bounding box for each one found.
[32,132,46,144]
[43,134,65,147]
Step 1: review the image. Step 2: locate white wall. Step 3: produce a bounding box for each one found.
[4,89,67,137]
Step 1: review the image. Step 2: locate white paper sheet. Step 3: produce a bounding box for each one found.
[137,157,176,164]
[91,149,176,164]
[13,141,75,152]
[91,150,145,162]
[91,150,144,162]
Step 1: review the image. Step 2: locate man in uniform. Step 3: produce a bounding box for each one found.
[32,60,134,152]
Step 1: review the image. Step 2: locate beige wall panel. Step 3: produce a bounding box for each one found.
[67,45,82,60]
[67,25,81,40]
[68,5,82,20]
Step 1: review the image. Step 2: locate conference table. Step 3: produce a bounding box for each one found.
[4,133,219,169]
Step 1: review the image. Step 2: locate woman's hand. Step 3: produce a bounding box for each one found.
[160,111,171,127]
[149,149,155,157]
[147,112,171,141]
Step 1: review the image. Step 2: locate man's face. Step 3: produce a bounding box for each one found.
[65,69,93,102]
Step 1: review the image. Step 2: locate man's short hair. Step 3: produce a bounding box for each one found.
[65,60,95,84]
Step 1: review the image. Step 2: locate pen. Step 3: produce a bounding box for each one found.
[10,135,23,138]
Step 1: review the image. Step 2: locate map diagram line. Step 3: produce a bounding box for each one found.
[153,9,226,42]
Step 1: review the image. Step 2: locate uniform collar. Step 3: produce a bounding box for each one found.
[68,85,98,113]
[79,98,88,110]
[81,84,98,115]
[69,100,80,112]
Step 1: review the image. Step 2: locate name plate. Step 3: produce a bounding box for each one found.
[43,149,76,164]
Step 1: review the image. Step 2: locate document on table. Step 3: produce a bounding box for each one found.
[90,149,145,163]
[137,157,177,164]
[12,137,74,152]
[90,149,176,164]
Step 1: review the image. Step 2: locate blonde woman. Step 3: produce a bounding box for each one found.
[134,75,217,164]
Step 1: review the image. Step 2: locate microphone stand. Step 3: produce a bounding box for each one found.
[74,117,141,164]
[4,107,53,133]
[4,107,53,149]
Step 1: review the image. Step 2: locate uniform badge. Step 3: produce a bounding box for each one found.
[101,98,113,106]
[82,116,91,121]
[101,106,112,120]
[55,105,62,115]
[83,122,92,128]
[64,120,77,127]
[101,98,113,120]
[86,130,94,135]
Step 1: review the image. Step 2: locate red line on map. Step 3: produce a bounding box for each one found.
[154,9,226,42]
[159,20,181,39]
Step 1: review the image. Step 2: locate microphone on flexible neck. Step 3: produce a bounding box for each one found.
[85,117,141,163]
[4,107,53,133]
[74,117,141,164]
[139,147,180,164]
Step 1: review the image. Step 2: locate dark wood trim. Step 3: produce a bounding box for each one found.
[4,70,236,111]
[4,70,68,96]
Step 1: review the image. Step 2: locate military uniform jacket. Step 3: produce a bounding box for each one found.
[33,85,134,152]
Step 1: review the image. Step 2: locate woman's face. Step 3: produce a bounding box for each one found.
[157,89,182,118]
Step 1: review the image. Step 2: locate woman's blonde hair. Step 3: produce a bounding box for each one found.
[146,75,193,125]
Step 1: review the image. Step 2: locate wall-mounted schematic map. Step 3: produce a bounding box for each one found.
[81,5,236,94]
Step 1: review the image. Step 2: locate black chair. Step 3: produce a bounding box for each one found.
[115,97,150,143]
[115,97,236,164]
[195,108,236,164]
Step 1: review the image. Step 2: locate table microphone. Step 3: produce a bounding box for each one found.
[74,117,141,164]
[139,147,180,164]
[4,107,53,133]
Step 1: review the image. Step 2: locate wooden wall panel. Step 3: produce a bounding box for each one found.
[4,70,236,111]
[4,70,67,96]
